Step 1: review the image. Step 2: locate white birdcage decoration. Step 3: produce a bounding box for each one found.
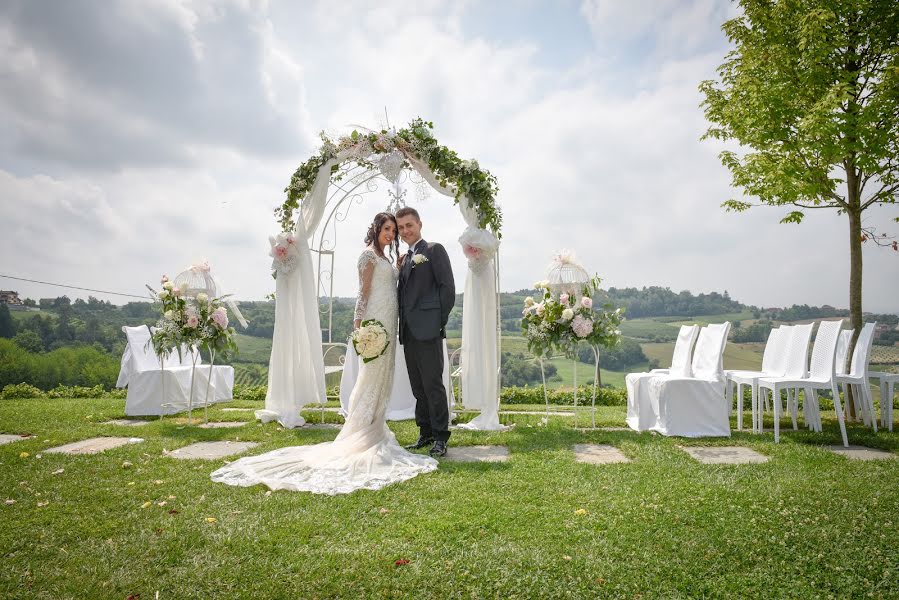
[546,250,590,297]
[173,262,217,298]
[171,261,248,328]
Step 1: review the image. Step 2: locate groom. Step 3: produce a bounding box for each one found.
[396,207,455,458]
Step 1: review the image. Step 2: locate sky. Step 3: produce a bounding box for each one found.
[1,0,897,313]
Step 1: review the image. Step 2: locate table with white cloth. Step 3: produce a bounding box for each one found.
[339,339,455,421]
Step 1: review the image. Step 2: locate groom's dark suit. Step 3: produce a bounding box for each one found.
[398,239,455,442]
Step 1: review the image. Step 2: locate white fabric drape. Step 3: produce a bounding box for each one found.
[257,156,344,428]
[407,156,502,430]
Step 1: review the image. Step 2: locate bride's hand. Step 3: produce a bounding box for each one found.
[353,319,361,330]
[397,254,405,268]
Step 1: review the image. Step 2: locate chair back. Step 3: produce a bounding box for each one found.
[782,323,814,378]
[670,325,700,377]
[834,329,853,376]
[768,325,794,376]
[808,320,843,380]
[847,322,877,377]
[123,325,188,372]
[690,322,731,381]
[760,327,783,374]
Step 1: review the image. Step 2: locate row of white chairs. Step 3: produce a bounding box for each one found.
[628,319,897,447]
[726,320,894,447]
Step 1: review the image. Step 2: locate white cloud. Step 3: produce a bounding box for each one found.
[0,0,896,315]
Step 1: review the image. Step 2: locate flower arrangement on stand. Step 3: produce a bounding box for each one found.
[522,275,624,427]
[192,292,238,423]
[150,275,238,424]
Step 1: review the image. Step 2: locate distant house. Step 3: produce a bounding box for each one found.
[0,290,22,305]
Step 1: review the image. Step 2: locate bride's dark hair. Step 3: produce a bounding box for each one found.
[364,212,399,260]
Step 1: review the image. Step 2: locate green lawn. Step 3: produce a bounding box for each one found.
[2,397,898,598]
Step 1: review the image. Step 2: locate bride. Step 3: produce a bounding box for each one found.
[211,212,438,494]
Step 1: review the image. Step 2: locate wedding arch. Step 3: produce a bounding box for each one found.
[257,118,505,430]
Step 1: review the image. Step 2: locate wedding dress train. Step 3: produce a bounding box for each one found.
[211,247,437,494]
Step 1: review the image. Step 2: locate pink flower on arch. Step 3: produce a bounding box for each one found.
[273,245,289,260]
[463,245,483,260]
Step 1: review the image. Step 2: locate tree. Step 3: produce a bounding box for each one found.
[13,330,43,353]
[0,304,13,338]
[700,0,898,342]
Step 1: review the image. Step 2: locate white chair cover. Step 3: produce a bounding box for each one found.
[647,322,732,437]
[339,339,454,421]
[120,325,218,416]
[626,324,699,431]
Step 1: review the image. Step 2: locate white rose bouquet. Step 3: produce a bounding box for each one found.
[351,319,390,363]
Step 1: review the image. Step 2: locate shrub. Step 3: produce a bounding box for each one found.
[233,384,267,402]
[46,384,107,399]
[1,383,45,399]
[499,385,626,407]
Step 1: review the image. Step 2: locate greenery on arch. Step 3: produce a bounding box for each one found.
[276,118,501,236]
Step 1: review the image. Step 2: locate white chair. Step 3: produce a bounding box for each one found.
[835,323,877,432]
[644,322,732,438]
[869,371,898,432]
[759,320,847,446]
[118,325,207,416]
[725,326,788,432]
[754,323,813,434]
[626,324,699,432]
[834,329,853,377]
[118,325,233,416]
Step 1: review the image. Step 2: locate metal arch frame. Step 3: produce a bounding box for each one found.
[308,161,504,408]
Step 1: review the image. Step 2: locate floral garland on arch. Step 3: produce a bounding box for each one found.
[521,275,624,358]
[275,118,502,236]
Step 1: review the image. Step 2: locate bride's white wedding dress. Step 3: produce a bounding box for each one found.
[211,247,438,494]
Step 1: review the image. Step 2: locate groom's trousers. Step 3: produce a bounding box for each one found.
[403,336,451,442]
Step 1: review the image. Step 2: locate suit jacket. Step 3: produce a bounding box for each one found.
[398,239,455,344]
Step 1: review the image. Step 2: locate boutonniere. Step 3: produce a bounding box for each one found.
[411,254,429,268]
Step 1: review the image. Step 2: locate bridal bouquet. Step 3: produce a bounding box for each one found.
[352,320,390,363]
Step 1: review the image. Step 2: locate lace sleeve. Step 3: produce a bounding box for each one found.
[354,249,378,323]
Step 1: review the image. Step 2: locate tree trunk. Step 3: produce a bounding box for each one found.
[846,189,863,420]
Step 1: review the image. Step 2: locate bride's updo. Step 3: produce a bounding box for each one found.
[364,212,399,260]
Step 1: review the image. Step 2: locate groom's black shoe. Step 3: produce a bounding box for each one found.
[429,440,447,458]
[405,436,435,450]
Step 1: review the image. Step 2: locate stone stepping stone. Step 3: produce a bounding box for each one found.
[167,441,258,460]
[499,410,575,417]
[828,445,896,461]
[221,408,254,412]
[45,437,144,455]
[103,419,151,427]
[197,421,247,429]
[574,444,631,464]
[444,445,510,463]
[680,446,769,465]
[0,434,33,445]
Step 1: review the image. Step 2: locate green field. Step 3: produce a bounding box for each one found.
[641,342,765,372]
[544,357,627,389]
